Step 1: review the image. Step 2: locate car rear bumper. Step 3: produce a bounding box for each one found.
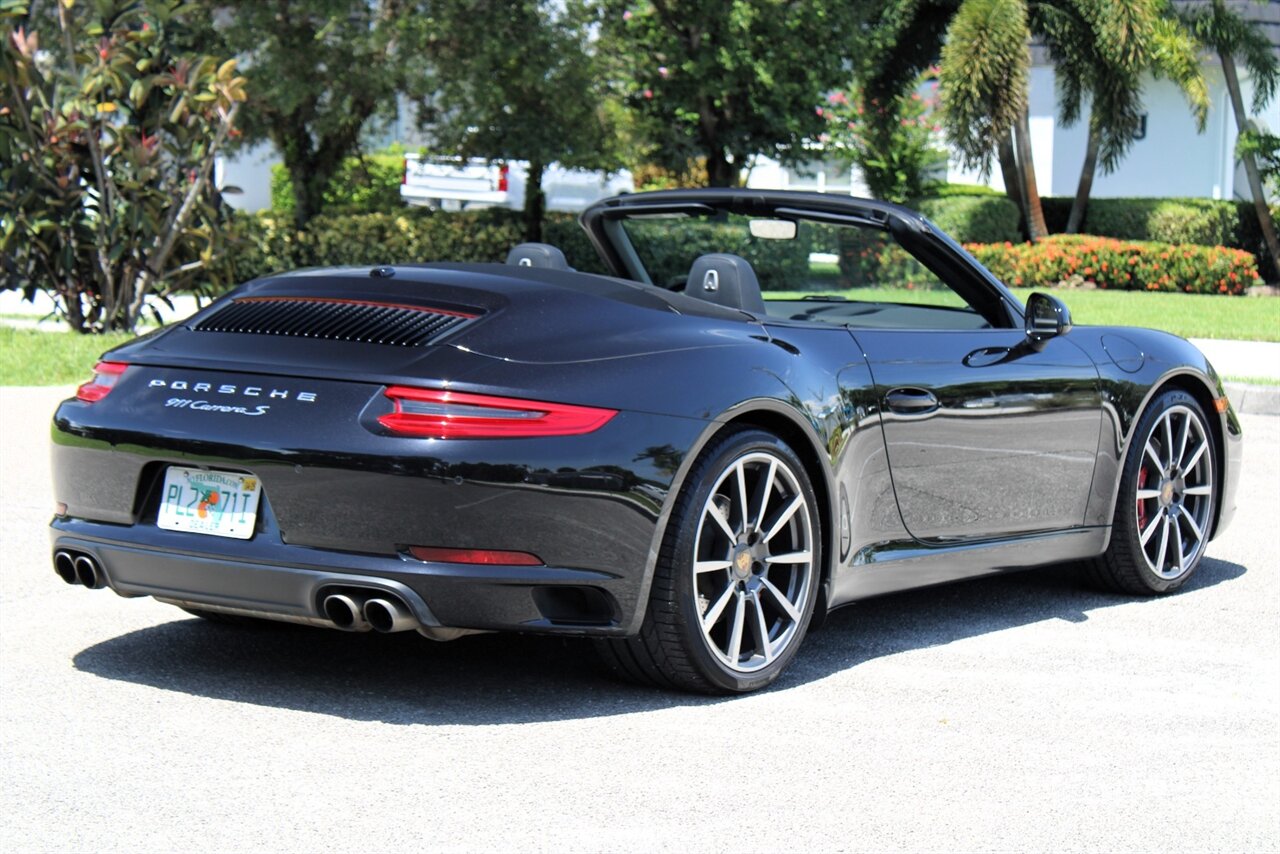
[51,515,636,636]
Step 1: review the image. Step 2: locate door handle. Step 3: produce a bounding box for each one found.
[885,388,940,415]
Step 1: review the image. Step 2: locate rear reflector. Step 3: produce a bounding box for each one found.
[76,361,129,403]
[378,386,617,439]
[1214,397,1229,413]
[497,164,509,193]
[409,546,543,566]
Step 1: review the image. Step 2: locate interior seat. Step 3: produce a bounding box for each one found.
[685,253,766,315]
[505,243,572,270]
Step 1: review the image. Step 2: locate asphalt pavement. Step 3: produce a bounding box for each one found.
[1,385,1276,853]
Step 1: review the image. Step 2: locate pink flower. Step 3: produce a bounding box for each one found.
[827,91,849,106]
[642,88,653,99]
[658,66,669,78]
[623,10,632,20]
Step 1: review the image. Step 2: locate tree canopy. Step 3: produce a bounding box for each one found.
[193,0,422,227]
[418,0,622,238]
[598,0,865,187]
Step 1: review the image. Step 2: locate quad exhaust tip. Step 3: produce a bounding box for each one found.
[321,591,418,633]
[363,597,416,633]
[322,593,371,632]
[53,549,104,588]
[54,551,77,585]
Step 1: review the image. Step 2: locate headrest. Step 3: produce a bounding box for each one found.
[685,253,766,315]
[505,243,571,270]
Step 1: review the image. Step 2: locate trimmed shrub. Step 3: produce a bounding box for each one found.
[914,195,1022,243]
[269,152,406,215]
[965,235,1259,295]
[218,208,527,283]
[924,182,1003,198]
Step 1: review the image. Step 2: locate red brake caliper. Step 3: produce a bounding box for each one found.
[1136,467,1149,532]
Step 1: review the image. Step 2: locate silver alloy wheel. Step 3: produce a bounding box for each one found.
[1134,404,1214,580]
[692,451,814,673]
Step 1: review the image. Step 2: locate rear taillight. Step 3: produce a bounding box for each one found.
[497,164,509,193]
[76,361,129,403]
[409,546,543,566]
[378,386,617,439]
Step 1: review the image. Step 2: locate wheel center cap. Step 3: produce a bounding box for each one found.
[733,548,753,579]
[1160,480,1176,506]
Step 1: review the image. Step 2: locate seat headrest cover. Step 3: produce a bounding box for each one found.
[505,243,571,270]
[685,253,766,316]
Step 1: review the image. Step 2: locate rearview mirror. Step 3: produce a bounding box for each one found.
[1024,292,1072,347]
[748,219,797,240]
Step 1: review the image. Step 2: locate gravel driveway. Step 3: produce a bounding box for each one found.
[2,385,1277,853]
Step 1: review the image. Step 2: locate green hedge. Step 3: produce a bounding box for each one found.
[220,208,528,282]
[269,152,406,215]
[214,210,1259,298]
[218,209,808,288]
[1037,196,1277,278]
[914,195,1022,243]
[965,234,1259,295]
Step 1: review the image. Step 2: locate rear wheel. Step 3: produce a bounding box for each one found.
[1086,389,1217,594]
[598,429,821,694]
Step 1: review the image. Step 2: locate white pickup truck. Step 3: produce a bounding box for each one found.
[400,154,633,212]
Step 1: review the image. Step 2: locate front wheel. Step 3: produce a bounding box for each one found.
[598,429,821,694]
[1086,389,1218,595]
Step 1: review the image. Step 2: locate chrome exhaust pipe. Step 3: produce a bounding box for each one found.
[322,593,371,632]
[73,554,102,589]
[363,597,417,633]
[53,551,78,585]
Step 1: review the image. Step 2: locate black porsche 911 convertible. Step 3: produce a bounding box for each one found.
[49,189,1242,694]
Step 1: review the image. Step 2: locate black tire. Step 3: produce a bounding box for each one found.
[1085,389,1218,595]
[597,428,821,694]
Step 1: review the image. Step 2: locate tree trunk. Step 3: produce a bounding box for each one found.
[1014,106,1048,241]
[704,150,738,187]
[1067,120,1101,235]
[1220,49,1280,281]
[523,157,546,243]
[997,130,1025,237]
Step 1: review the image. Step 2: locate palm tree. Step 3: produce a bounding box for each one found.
[1179,0,1280,279]
[939,0,1188,241]
[1048,4,1209,233]
[938,0,1047,237]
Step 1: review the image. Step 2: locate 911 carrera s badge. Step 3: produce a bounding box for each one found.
[164,397,270,416]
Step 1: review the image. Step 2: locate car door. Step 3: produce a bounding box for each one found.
[852,325,1101,542]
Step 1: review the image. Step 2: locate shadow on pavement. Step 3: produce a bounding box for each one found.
[73,557,1246,725]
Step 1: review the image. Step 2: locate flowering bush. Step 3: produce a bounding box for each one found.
[965,235,1258,295]
[818,70,947,203]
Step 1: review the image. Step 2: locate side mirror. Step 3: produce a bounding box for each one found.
[1024,292,1072,347]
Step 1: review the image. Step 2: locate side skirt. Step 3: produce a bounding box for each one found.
[829,526,1109,606]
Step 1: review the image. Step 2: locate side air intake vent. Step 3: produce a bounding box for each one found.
[194,297,477,347]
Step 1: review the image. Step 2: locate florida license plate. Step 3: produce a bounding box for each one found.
[156,467,262,539]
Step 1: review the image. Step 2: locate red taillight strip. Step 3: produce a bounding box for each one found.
[378,386,617,439]
[233,296,478,319]
[76,361,129,403]
[409,546,543,566]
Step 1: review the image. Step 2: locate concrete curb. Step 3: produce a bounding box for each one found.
[1223,382,1280,416]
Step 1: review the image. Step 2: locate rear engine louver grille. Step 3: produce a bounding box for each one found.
[193,297,477,347]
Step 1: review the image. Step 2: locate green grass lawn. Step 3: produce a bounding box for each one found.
[2,286,1277,386]
[0,327,136,386]
[769,286,1280,342]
